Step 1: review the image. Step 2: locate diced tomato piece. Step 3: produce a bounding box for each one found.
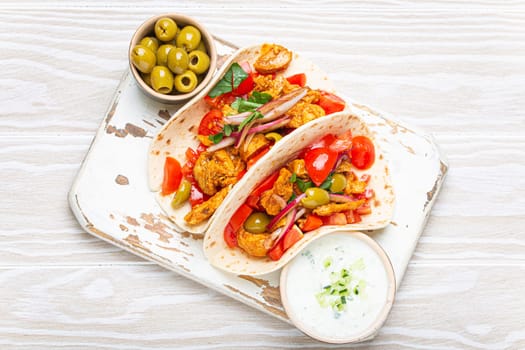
[181,164,193,180]
[250,171,280,197]
[350,136,375,170]
[317,91,346,114]
[304,146,338,186]
[198,109,223,136]
[228,204,253,233]
[267,225,304,261]
[267,241,285,261]
[204,93,236,109]
[247,146,270,170]
[232,73,255,96]
[329,131,353,153]
[286,73,307,87]
[308,134,337,151]
[344,210,362,224]
[161,157,182,195]
[224,224,238,248]
[185,147,199,165]
[300,214,323,232]
[189,183,208,207]
[245,194,260,209]
[321,213,347,226]
[282,225,303,251]
[356,202,372,216]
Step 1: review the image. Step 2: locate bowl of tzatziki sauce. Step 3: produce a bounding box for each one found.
[280,231,396,344]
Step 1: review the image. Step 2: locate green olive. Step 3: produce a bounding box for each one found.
[176,25,201,52]
[196,40,207,54]
[150,66,174,94]
[330,173,347,193]
[174,70,198,93]
[301,187,330,209]
[167,47,189,75]
[171,179,191,208]
[131,45,156,74]
[156,44,175,67]
[154,17,178,42]
[139,36,159,52]
[244,212,271,234]
[188,50,210,74]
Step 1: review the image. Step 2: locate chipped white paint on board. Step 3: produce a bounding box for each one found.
[68,38,447,325]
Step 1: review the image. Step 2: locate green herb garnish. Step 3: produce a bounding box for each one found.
[208,63,249,98]
[249,91,272,104]
[208,133,224,144]
[320,174,333,190]
[238,111,263,131]
[224,124,234,137]
[296,178,313,192]
[290,173,297,183]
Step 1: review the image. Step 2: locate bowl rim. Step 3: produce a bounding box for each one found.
[279,231,396,344]
[128,13,217,103]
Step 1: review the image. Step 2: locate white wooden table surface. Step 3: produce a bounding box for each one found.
[2,1,524,349]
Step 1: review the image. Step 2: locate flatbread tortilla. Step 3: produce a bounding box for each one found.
[203,112,395,276]
[148,44,341,233]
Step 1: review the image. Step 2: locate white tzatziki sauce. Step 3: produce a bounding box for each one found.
[283,233,390,341]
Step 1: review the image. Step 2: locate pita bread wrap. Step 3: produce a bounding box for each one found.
[148,44,343,233]
[203,112,395,276]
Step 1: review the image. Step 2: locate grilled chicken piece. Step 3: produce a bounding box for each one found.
[335,159,353,174]
[286,102,325,129]
[254,43,293,74]
[184,185,231,225]
[260,168,293,215]
[240,133,270,162]
[312,200,365,216]
[345,172,367,195]
[287,159,308,179]
[193,148,245,196]
[253,74,286,99]
[237,227,270,257]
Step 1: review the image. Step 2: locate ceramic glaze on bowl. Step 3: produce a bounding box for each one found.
[280,232,396,343]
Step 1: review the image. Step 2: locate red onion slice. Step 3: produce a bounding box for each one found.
[207,136,236,152]
[267,193,306,230]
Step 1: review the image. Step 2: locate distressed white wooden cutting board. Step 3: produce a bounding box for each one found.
[68,38,447,324]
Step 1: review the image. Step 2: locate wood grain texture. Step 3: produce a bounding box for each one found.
[1,1,524,349]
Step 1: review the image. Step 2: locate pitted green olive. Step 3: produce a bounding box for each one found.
[150,66,174,94]
[244,212,271,234]
[330,173,347,193]
[171,179,191,208]
[167,47,189,75]
[174,70,198,93]
[156,44,175,67]
[141,72,152,87]
[188,50,210,74]
[196,41,207,54]
[301,187,330,209]
[139,36,159,53]
[131,44,156,73]
[154,17,178,42]
[176,25,201,52]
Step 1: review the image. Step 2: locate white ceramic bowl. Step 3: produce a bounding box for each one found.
[280,231,396,344]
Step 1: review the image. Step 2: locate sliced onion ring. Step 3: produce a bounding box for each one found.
[267,193,306,230]
[207,136,236,152]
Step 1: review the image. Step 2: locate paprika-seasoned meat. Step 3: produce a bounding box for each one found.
[253,74,286,99]
[260,167,294,215]
[193,148,245,196]
[184,185,231,225]
[287,159,308,179]
[237,227,270,257]
[286,102,326,129]
[312,200,365,216]
[345,172,367,195]
[240,133,270,162]
[254,43,293,74]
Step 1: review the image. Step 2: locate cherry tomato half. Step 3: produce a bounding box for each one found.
[350,136,375,170]
[317,91,346,114]
[161,157,182,195]
[198,109,223,136]
[204,93,236,109]
[304,147,338,186]
[232,73,255,96]
[286,73,306,87]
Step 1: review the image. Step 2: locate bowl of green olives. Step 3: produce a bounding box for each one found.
[129,13,217,103]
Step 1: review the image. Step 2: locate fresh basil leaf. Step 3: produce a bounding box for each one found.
[208,63,249,98]
[290,173,297,183]
[208,133,224,144]
[297,178,313,193]
[249,91,272,104]
[224,124,233,137]
[238,111,264,131]
[238,100,262,113]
